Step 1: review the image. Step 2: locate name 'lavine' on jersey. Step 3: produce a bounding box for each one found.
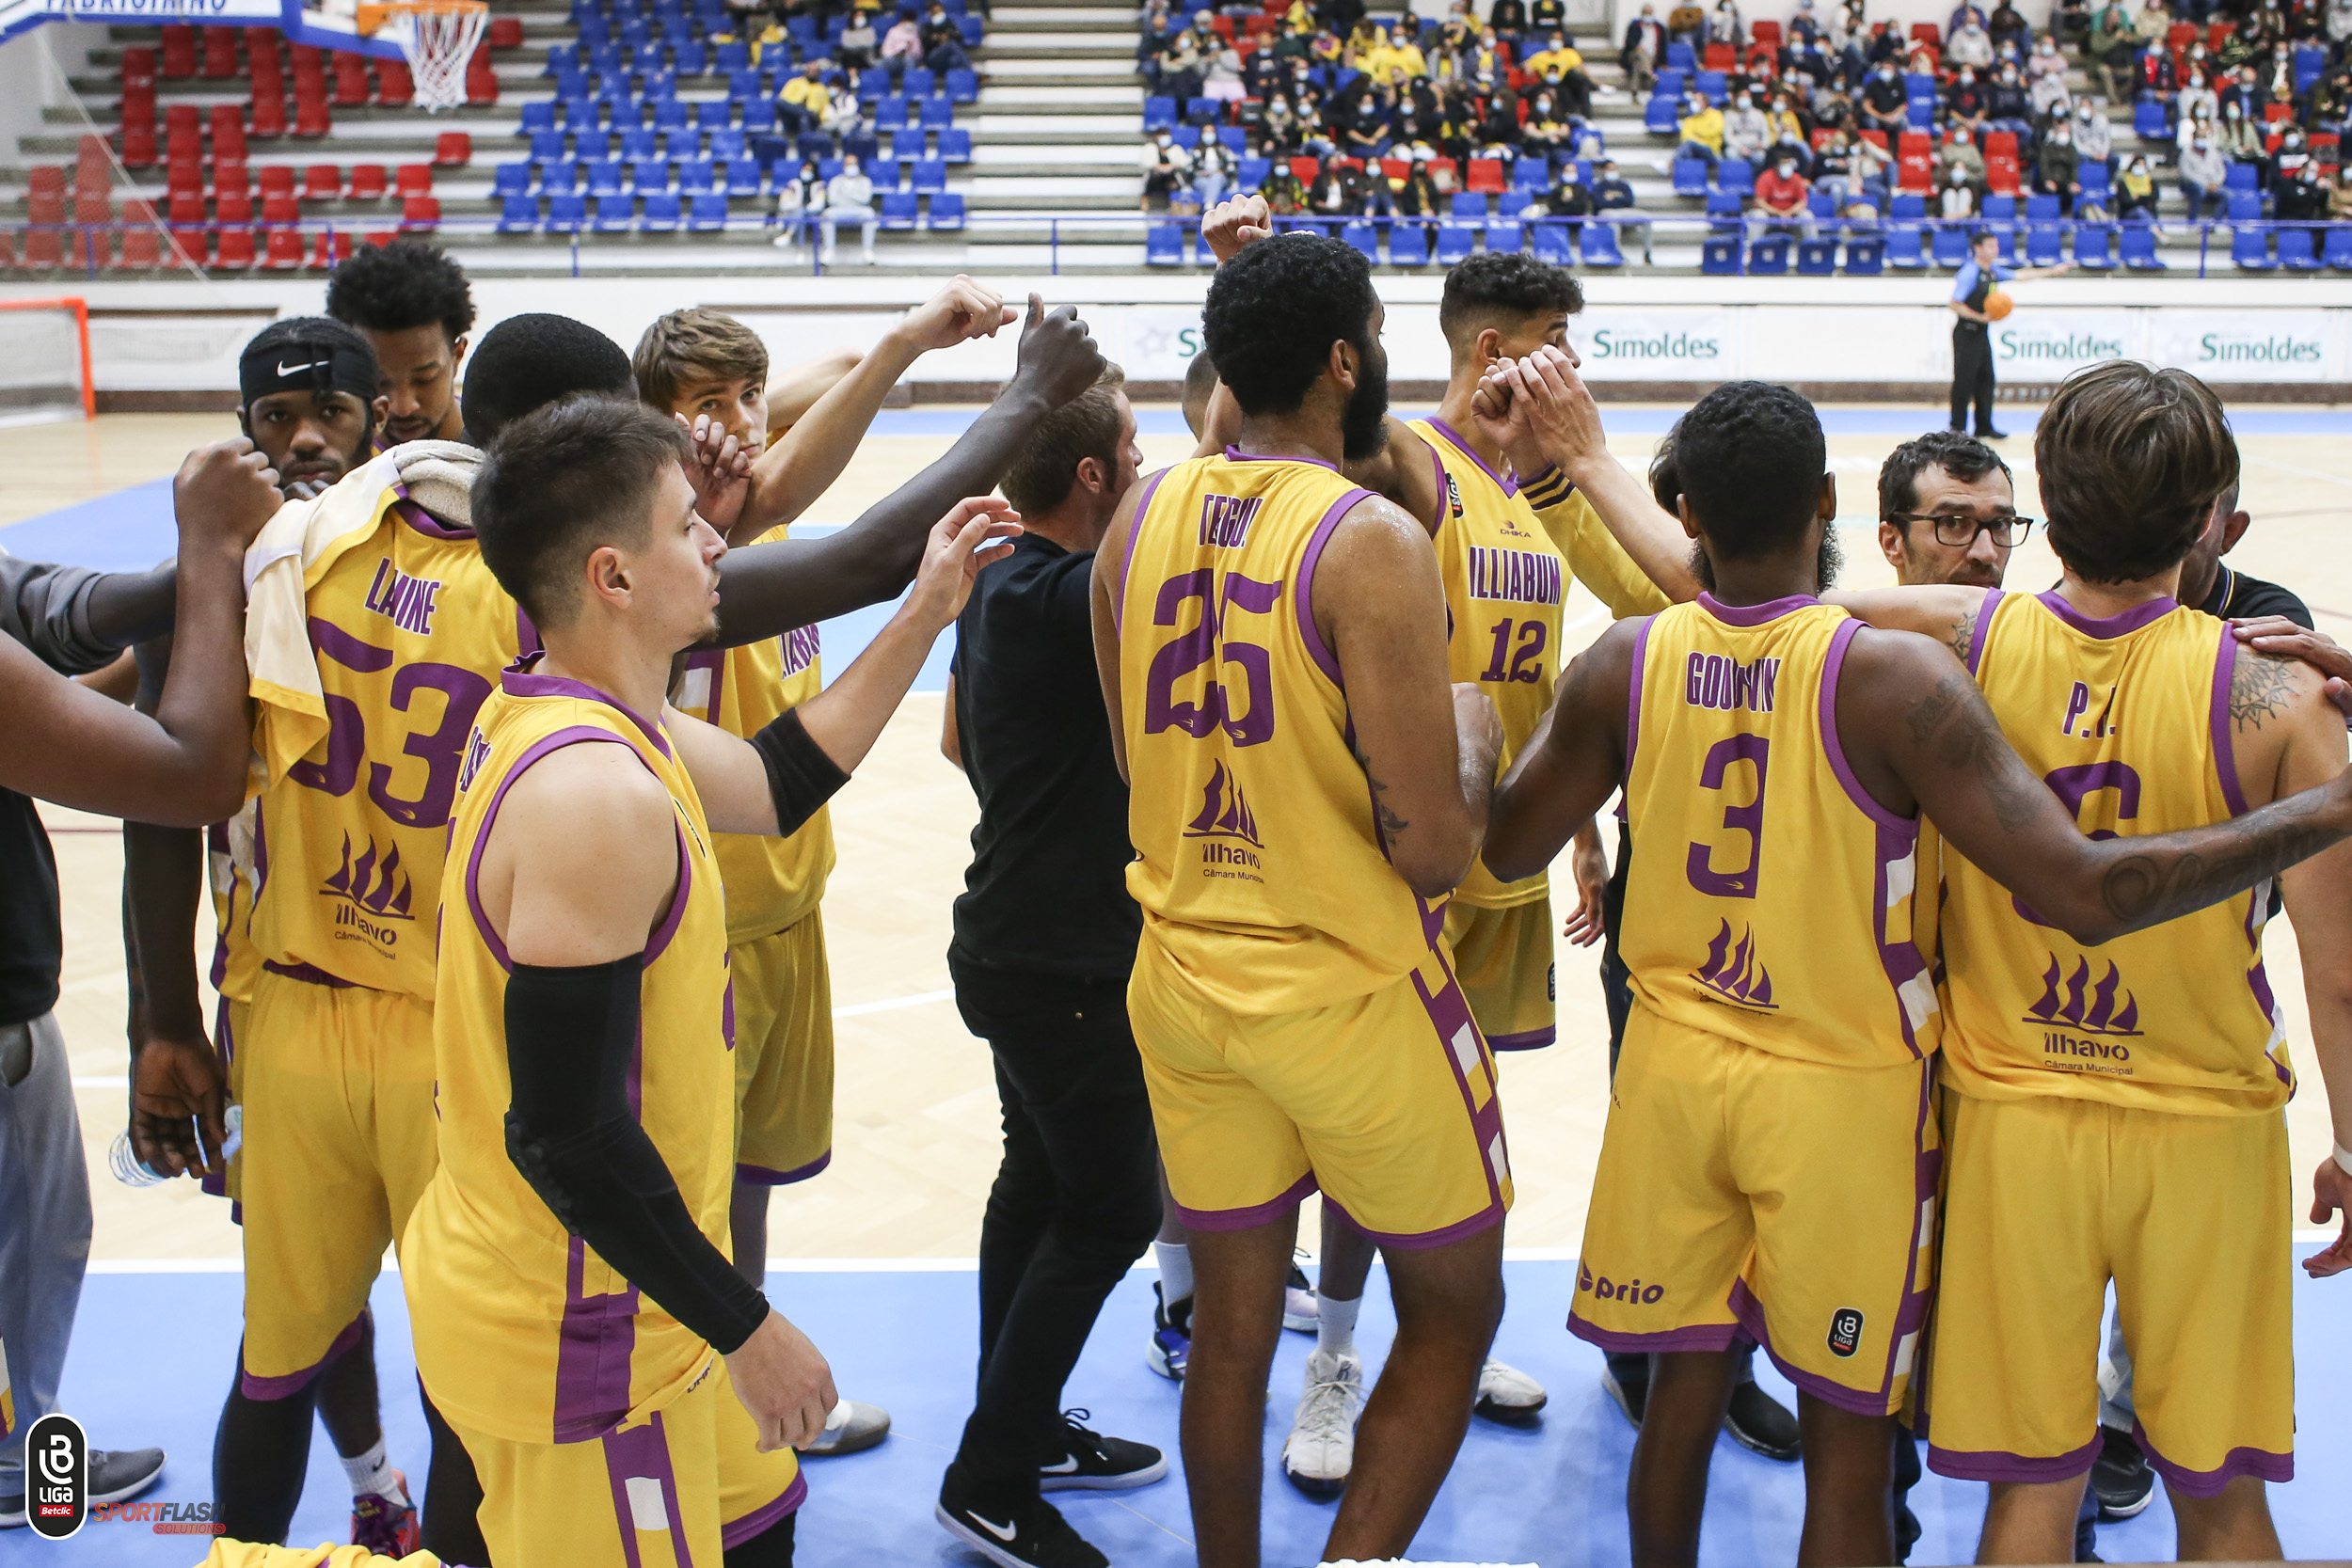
[363,558,443,637]
[1617,595,1940,1070]
[1118,450,1438,1016]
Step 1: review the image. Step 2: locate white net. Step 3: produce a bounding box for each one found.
[0,303,91,423]
[403,3,488,113]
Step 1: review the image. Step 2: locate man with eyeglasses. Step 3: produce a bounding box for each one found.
[1876,430,2029,592]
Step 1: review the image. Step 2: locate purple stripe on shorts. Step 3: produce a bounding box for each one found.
[1567,1313,1743,1354]
[2132,1420,2292,1498]
[723,1469,809,1549]
[1820,616,1915,833]
[555,1234,644,1443]
[240,1310,366,1401]
[1928,1430,2104,1485]
[2211,628,2251,817]
[737,1149,833,1187]
[1727,1278,1898,1418]
[464,726,650,972]
[1173,1170,1319,1232]
[2034,588,2177,640]
[261,958,358,990]
[1487,1024,1556,1052]
[1115,467,1170,633]
[1323,1193,1503,1251]
[600,1409,691,1568]
[1295,486,1375,689]
[1964,587,2003,676]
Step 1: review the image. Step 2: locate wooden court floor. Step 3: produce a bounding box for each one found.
[11,406,2349,1267]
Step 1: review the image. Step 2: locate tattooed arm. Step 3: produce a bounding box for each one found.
[1484,619,1641,884]
[1823,584,1990,664]
[1836,627,2352,946]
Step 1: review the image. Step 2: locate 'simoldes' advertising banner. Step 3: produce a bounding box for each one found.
[1987,310,2141,380]
[2147,310,2338,381]
[1571,310,1740,380]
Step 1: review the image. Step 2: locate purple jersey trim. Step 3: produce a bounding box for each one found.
[1624,614,1657,783]
[737,1149,833,1187]
[1295,485,1375,689]
[1172,1169,1319,1232]
[239,1310,366,1401]
[1397,947,1511,1237]
[462,726,654,973]
[1115,467,1171,634]
[1697,591,1819,627]
[1927,1430,2104,1485]
[501,656,673,759]
[2211,629,2251,817]
[2133,1421,2293,1498]
[1424,417,1518,498]
[1566,1315,1745,1354]
[2034,588,2178,640]
[389,492,475,542]
[1820,616,1916,833]
[1224,444,1341,471]
[558,1234,644,1445]
[260,958,358,990]
[723,1470,809,1548]
[597,1406,677,1562]
[1487,1024,1557,1051]
[682,646,728,724]
[1964,586,2003,676]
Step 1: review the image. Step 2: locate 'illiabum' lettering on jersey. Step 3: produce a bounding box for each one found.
[1198,494,1263,549]
[1683,652,1781,713]
[779,625,820,679]
[362,558,444,637]
[1466,546,1564,607]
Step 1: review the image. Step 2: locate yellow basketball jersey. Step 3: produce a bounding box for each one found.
[1939,590,2288,1114]
[249,490,528,999]
[1620,596,1939,1068]
[407,660,743,1447]
[1413,418,1566,910]
[1119,449,1438,1015]
[676,525,834,943]
[206,803,261,1006]
[1519,464,1676,623]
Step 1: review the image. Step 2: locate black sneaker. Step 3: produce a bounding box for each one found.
[1600,1356,1649,1429]
[937,1463,1108,1568]
[0,1447,165,1528]
[1977,427,2012,440]
[1039,1410,1168,1493]
[2089,1425,2155,1520]
[1724,1380,1801,1462]
[1147,1280,1192,1381]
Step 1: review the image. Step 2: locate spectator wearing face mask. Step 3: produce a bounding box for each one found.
[1947,67,1992,135]
[1751,150,1818,237]
[2269,125,2312,193]
[2086,0,2136,101]
[2035,117,2085,210]
[2176,65,2217,125]
[1622,2,1665,88]
[2179,132,2229,216]
[1947,16,1995,67]
[2073,96,2114,170]
[1677,89,1725,167]
[2274,158,2327,220]
[1939,159,1979,217]
[1863,60,1910,136]
[820,152,878,262]
[1809,127,1854,206]
[1983,62,2033,135]
[2216,97,2264,161]
[1986,0,2030,51]
[1942,123,1989,191]
[1589,157,1651,258]
[1722,89,1770,161]
[2115,153,2158,218]
[2137,43,2177,100]
[1535,157,1595,235]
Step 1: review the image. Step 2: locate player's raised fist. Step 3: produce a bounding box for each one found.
[902,275,1020,351]
[1201,193,1274,263]
[677,412,754,535]
[174,436,283,554]
[1011,295,1106,408]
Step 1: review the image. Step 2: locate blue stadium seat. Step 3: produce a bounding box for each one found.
[1665,40,1695,69]
[539,159,580,193]
[946,69,978,103]
[1654,68,1686,98]
[921,98,954,129]
[2077,163,2110,202]
[798,132,836,162]
[520,101,557,134]
[495,161,532,198]
[708,128,746,160]
[1513,156,1550,189]
[585,159,623,194]
[1391,222,1432,265]
[1747,233,1790,274]
[1889,193,1926,220]
[641,191,681,230]
[1341,220,1378,261]
[2280,226,2321,271]
[2026,193,2060,221]
[2118,223,2162,269]
[2133,98,2168,138]
[936,126,972,161]
[1672,158,1709,198]
[857,67,890,102]
[2224,161,2258,192]
[531,129,568,162]
[818,156,843,180]
[1717,158,1753,197]
[715,41,750,72]
[594,192,634,230]
[1144,96,1177,133]
[1694,69,1725,103]
[727,68,760,100]
[2026,223,2062,265]
[555,68,588,100]
[1171,124,1200,150]
[632,41,664,75]
[499,194,539,231]
[1581,221,1625,267]
[1931,226,1970,267]
[631,158,670,190]
[875,96,909,130]
[1486,222,1522,253]
[1436,223,1477,264]
[1219,125,1246,152]
[543,44,578,77]
[562,96,599,131]
[2294,41,2326,93]
[740,99,776,133]
[1645,93,1679,134]
[1449,190,1486,220]
[1236,155,1269,191]
[880,189,919,229]
[2326,224,2352,270]
[912,157,947,193]
[654,100,689,132]
[673,40,705,75]
[958,14,981,44]
[696,100,730,130]
[1146,222,1185,265]
[1885,225,1927,269]
[904,67,934,99]
[1701,233,1742,273]
[725,157,762,194]
[1796,236,1836,274]
[621,128,660,160]
[2227,189,2262,222]
[1844,233,1884,274]
[891,128,926,162]
[2233,224,2277,270]
[1807,189,1836,218]
[548,190,586,230]
[928,191,965,229]
[1530,220,1572,264]
[678,158,715,191]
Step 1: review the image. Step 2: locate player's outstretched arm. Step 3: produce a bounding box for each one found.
[0,440,278,824]
[710,297,1103,644]
[1843,628,2352,945]
[726,276,1020,539]
[669,499,1021,836]
[764,347,863,436]
[1825,583,1989,664]
[1484,618,1643,883]
[1321,495,1503,897]
[490,745,837,1451]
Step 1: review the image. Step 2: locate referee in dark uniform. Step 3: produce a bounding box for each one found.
[1947,230,2069,441]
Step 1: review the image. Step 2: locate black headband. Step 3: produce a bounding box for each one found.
[240,341,378,411]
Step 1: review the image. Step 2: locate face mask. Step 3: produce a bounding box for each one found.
[1778,162,1795,174]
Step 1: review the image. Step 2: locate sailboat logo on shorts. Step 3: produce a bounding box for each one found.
[321,832,415,946]
[1692,919,1774,1008]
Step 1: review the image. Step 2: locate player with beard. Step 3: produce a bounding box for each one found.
[325,240,474,450]
[1089,232,1508,1568]
[1483,376,2352,1568]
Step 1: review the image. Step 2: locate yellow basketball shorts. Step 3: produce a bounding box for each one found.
[1570,1007,1939,1416]
[729,911,835,1185]
[1924,1091,2293,1496]
[1443,896,1556,1051]
[453,1360,803,1568]
[1129,934,1511,1246]
[237,967,438,1396]
[203,994,251,1208]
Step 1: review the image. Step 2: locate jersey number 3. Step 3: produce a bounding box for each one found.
[290,617,496,831]
[1686,734,1770,898]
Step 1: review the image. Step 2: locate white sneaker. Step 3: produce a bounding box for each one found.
[1279,1349,1364,1497]
[1474,1356,1549,1424]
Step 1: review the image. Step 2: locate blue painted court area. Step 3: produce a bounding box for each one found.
[28,1250,2351,1566]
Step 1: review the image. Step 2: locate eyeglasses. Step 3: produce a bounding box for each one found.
[1887,511,2037,547]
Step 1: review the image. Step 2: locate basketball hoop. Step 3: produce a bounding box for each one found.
[357,0,488,112]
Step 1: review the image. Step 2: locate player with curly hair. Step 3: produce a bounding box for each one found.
[325,240,477,448]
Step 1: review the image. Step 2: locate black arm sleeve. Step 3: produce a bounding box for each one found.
[503,957,772,1354]
[746,706,851,835]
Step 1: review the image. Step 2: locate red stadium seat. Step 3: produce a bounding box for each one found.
[395,163,434,196]
[262,193,302,224]
[400,194,440,230]
[434,131,472,166]
[303,163,342,199]
[216,192,255,224]
[487,14,524,47]
[348,163,389,198]
[378,59,415,105]
[160,24,198,77]
[262,227,306,268]
[1466,157,1506,193]
[215,227,258,268]
[120,227,164,270]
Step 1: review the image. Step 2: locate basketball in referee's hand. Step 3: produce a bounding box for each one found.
[1985,290,2014,321]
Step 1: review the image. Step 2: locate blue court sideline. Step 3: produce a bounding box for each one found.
[27,1251,2352,1565]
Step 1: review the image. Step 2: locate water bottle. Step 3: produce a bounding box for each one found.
[107,1103,243,1186]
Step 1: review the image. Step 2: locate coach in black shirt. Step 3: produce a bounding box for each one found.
[934,368,1164,1568]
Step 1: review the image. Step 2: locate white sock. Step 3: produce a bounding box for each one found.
[1316,1291,1361,1360]
[1155,1241,1193,1307]
[341,1437,401,1501]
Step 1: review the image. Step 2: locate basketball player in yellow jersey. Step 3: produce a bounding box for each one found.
[1484,378,2352,1568]
[1090,232,1508,1568]
[1823,364,2352,1565]
[410,395,1013,1565]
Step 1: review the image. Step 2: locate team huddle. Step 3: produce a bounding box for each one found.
[0,204,2346,1568]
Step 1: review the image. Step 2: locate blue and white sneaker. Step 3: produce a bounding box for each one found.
[1282,1259,1318,1333]
[1147,1281,1191,1381]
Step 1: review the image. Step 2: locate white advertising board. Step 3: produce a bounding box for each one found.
[1571,309,1740,381]
[2146,310,2338,382]
[1983,309,2142,381]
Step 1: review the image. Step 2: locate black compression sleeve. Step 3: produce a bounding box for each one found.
[745,706,850,835]
[503,958,771,1354]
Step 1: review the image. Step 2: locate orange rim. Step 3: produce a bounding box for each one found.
[356,0,486,36]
